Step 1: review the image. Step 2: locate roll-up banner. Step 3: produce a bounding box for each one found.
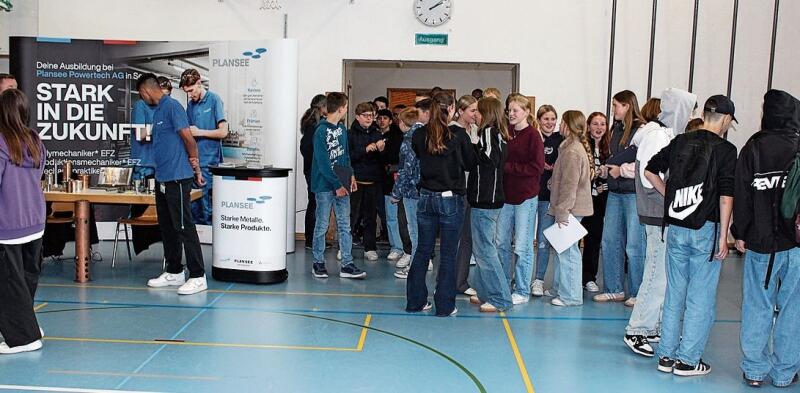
[9,37,298,251]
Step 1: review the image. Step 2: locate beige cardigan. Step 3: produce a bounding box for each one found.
[548,138,594,223]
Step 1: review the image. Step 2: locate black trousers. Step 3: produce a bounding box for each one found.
[455,202,473,293]
[350,183,379,251]
[156,178,205,278]
[304,178,316,248]
[397,199,412,254]
[582,192,608,285]
[0,238,43,347]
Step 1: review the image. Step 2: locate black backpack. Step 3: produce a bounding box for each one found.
[663,132,725,230]
[779,133,800,244]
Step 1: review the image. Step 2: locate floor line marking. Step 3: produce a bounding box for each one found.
[43,336,358,352]
[500,311,535,393]
[0,384,162,393]
[47,369,220,381]
[116,283,234,389]
[34,302,49,312]
[356,314,372,351]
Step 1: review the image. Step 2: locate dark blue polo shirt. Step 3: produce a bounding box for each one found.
[153,95,193,182]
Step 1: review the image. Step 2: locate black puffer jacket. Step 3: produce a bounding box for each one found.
[732,89,800,253]
[348,121,385,183]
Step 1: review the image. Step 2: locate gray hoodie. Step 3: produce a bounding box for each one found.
[634,88,697,226]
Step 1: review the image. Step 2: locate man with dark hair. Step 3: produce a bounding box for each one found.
[0,74,17,93]
[137,73,207,295]
[373,96,389,111]
[349,102,385,261]
[131,77,173,180]
[645,94,737,376]
[471,88,483,100]
[179,68,228,225]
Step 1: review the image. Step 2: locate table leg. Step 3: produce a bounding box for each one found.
[74,200,91,282]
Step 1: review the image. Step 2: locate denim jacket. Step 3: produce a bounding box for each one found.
[391,123,423,200]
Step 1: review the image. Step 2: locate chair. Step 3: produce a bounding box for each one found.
[112,206,159,267]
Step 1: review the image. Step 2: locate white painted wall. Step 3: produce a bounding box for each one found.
[6,0,800,234]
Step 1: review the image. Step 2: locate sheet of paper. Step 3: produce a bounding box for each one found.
[543,214,588,254]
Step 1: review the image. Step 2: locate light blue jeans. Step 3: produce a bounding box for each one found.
[740,248,800,386]
[601,192,646,295]
[656,222,720,366]
[403,198,419,260]
[626,225,668,336]
[554,217,584,305]
[313,191,353,266]
[471,207,513,310]
[384,196,404,255]
[191,166,214,225]
[535,200,555,281]
[498,197,538,297]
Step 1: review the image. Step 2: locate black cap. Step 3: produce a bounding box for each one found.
[376,109,393,119]
[704,95,737,122]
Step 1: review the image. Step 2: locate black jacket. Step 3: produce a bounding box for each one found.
[348,121,385,183]
[412,124,477,194]
[732,90,800,254]
[607,120,639,194]
[467,127,507,209]
[300,121,316,180]
[539,132,563,202]
[380,125,404,195]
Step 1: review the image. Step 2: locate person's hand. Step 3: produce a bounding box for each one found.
[735,240,746,254]
[715,237,729,261]
[599,165,609,179]
[608,165,621,179]
[335,187,348,197]
[350,176,358,192]
[366,144,376,153]
[557,220,569,228]
[376,140,386,152]
[190,125,201,137]
[390,197,400,204]
[194,171,206,187]
[544,163,554,171]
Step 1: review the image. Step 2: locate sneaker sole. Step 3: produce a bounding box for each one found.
[340,272,367,279]
[177,287,208,295]
[147,281,185,288]
[673,368,711,377]
[624,339,654,357]
[393,274,408,279]
[311,268,329,278]
[657,364,674,373]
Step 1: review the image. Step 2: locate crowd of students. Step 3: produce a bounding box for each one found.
[300,85,800,386]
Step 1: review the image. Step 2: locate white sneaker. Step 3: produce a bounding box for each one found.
[593,292,626,302]
[0,340,42,354]
[512,293,529,305]
[531,279,544,297]
[551,297,567,307]
[393,266,410,279]
[364,250,379,261]
[177,276,208,295]
[464,288,477,296]
[428,260,434,271]
[395,253,411,268]
[337,250,343,260]
[147,272,185,288]
[543,289,557,297]
[585,281,600,293]
[387,250,404,261]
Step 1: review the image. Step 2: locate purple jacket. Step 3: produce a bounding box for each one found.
[0,135,47,241]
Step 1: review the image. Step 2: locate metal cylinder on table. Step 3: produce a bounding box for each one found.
[74,200,91,282]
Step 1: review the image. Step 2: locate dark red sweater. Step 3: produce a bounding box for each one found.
[503,125,545,204]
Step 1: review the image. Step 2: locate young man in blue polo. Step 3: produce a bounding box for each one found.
[131,76,172,180]
[137,73,208,295]
[311,92,366,279]
[180,69,228,226]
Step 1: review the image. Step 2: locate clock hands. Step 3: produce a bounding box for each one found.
[429,1,444,11]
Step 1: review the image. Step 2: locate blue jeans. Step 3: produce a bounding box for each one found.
[497,197,538,297]
[535,200,555,281]
[656,222,720,366]
[403,198,419,259]
[312,191,353,266]
[406,190,464,316]
[191,166,213,225]
[384,196,403,254]
[471,208,512,310]
[554,217,584,305]
[740,248,800,386]
[600,192,646,295]
[626,225,668,336]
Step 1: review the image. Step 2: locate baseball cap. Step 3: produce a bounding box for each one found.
[703,95,737,122]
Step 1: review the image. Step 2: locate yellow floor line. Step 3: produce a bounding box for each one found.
[500,312,535,393]
[356,314,372,351]
[48,369,220,381]
[42,336,360,352]
[34,302,49,312]
[38,283,406,299]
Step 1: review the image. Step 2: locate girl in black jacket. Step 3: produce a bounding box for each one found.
[467,97,512,312]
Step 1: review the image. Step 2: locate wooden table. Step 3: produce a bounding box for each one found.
[45,189,203,282]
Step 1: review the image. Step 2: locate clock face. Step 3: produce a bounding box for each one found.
[415,0,452,27]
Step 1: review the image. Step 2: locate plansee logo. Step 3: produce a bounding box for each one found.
[221,195,272,210]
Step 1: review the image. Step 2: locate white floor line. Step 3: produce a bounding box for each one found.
[0,384,164,393]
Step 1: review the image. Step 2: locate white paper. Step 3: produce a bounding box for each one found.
[543,214,588,254]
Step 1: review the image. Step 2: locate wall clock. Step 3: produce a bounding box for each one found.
[415,0,452,27]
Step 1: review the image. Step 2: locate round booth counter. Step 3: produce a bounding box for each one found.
[210,165,291,284]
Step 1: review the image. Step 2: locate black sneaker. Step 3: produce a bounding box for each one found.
[339,264,367,279]
[673,359,711,376]
[658,357,675,373]
[646,335,660,343]
[742,373,763,388]
[311,263,328,278]
[624,335,654,357]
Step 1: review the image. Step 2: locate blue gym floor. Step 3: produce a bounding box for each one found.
[0,241,777,392]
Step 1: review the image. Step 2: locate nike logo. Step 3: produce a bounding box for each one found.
[669,183,703,220]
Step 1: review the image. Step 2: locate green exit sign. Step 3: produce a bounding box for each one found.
[415,33,448,46]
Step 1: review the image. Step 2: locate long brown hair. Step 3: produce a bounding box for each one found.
[426,92,454,155]
[612,90,645,147]
[0,89,42,167]
[562,110,595,179]
[477,97,509,141]
[586,112,611,161]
